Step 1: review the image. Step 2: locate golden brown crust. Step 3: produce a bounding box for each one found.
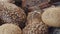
[42,7,60,27]
[0,24,22,34]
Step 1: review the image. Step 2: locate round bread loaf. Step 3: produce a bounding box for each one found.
[23,22,48,34]
[23,9,48,34]
[42,7,60,27]
[0,2,26,28]
[0,24,22,34]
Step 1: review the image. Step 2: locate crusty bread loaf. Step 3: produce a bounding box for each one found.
[0,2,26,29]
[42,7,60,27]
[0,24,22,34]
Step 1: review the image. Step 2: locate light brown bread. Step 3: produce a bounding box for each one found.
[42,7,60,27]
[0,0,15,3]
[0,24,22,34]
[27,7,42,25]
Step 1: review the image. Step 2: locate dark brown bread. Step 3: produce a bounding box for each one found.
[22,0,50,9]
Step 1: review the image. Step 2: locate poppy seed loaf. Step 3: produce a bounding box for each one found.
[23,21,48,34]
[0,2,26,28]
[23,8,48,34]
